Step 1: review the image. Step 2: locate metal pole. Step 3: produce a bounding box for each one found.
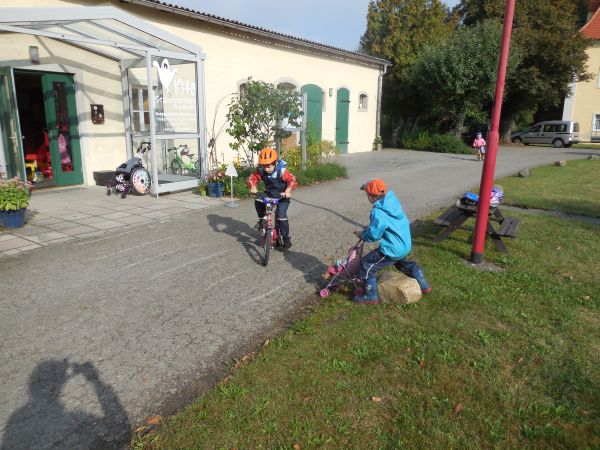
[470,0,516,264]
[146,51,159,198]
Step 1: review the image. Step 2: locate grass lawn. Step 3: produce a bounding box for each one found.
[136,160,600,449]
[499,159,600,217]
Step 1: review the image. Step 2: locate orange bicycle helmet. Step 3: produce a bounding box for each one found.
[258,148,278,165]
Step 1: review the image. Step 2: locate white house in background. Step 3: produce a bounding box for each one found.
[0,0,389,194]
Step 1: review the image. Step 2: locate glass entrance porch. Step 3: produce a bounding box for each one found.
[0,6,207,195]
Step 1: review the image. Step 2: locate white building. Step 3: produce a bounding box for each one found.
[0,0,388,194]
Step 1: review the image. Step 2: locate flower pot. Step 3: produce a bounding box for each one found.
[207,182,225,198]
[0,208,26,228]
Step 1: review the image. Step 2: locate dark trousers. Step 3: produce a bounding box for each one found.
[359,248,431,291]
[359,249,396,282]
[255,198,290,237]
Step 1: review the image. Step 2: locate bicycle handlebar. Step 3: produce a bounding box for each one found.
[253,192,280,205]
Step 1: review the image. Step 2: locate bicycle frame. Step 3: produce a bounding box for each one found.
[256,193,282,266]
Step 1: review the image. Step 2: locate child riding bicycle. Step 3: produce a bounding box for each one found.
[473,132,486,162]
[246,148,297,249]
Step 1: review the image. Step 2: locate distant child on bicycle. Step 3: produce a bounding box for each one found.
[473,132,486,162]
[247,147,297,249]
[352,179,431,304]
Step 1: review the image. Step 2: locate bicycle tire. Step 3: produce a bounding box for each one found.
[130,167,152,195]
[171,159,183,175]
[262,227,271,266]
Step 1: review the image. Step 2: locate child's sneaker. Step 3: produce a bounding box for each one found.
[422,287,432,295]
[352,295,379,305]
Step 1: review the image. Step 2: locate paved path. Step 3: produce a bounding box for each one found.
[0,146,596,449]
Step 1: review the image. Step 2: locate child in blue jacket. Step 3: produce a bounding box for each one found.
[353,179,431,304]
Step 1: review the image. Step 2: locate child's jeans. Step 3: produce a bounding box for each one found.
[359,249,431,292]
[255,197,290,237]
[359,249,396,283]
[394,258,430,291]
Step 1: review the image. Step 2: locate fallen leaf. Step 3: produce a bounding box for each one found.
[556,246,562,251]
[134,426,146,434]
[405,347,412,353]
[419,359,426,368]
[582,295,591,301]
[561,272,574,280]
[517,357,524,363]
[293,444,301,450]
[263,339,270,347]
[371,396,383,403]
[148,415,162,426]
[453,403,464,415]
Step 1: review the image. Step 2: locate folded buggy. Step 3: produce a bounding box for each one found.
[319,240,364,298]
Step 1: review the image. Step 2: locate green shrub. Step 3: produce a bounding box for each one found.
[281,140,339,170]
[402,131,470,154]
[222,163,346,199]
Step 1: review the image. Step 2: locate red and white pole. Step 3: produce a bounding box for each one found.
[470,0,516,264]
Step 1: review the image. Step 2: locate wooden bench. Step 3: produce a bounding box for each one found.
[433,203,521,255]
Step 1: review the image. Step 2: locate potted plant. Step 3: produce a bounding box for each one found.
[372,135,383,151]
[0,168,32,228]
[206,165,226,198]
[198,181,207,196]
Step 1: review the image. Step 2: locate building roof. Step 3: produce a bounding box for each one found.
[121,0,390,68]
[581,5,600,39]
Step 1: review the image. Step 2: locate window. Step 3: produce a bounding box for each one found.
[277,82,297,92]
[238,82,247,99]
[130,86,150,132]
[543,123,567,132]
[358,93,368,111]
[593,114,600,131]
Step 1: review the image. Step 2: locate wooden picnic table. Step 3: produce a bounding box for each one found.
[433,203,521,255]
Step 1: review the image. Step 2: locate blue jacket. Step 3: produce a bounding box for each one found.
[361,191,411,259]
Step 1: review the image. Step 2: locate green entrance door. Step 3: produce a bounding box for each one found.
[335,88,350,154]
[301,84,322,142]
[0,67,25,179]
[41,73,83,185]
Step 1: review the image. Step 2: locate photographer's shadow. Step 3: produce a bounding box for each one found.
[206,213,327,287]
[1,359,130,450]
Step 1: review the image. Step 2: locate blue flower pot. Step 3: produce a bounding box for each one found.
[207,182,225,198]
[0,208,26,228]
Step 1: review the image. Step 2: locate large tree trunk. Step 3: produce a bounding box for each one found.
[454,106,467,139]
[499,111,514,144]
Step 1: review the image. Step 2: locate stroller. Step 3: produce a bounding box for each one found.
[319,240,364,298]
[106,142,152,198]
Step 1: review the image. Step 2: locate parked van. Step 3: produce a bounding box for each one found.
[511,121,579,148]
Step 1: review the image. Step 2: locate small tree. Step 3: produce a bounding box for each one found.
[226,78,303,166]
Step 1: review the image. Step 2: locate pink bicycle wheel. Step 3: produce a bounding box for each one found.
[319,288,330,298]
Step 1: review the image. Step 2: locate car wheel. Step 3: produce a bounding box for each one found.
[553,139,564,148]
[512,137,523,145]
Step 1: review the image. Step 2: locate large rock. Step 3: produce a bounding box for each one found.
[588,155,599,160]
[378,271,422,305]
[555,160,567,166]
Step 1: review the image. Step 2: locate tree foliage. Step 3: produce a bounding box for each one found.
[226,79,303,166]
[457,0,592,139]
[359,0,457,135]
[407,20,520,136]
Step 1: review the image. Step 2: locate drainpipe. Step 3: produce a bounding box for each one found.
[376,63,389,140]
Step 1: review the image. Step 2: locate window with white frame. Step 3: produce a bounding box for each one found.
[593,113,600,131]
[130,86,150,132]
[358,93,368,111]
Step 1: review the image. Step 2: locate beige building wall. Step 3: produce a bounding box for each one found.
[565,43,600,141]
[1,0,384,185]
